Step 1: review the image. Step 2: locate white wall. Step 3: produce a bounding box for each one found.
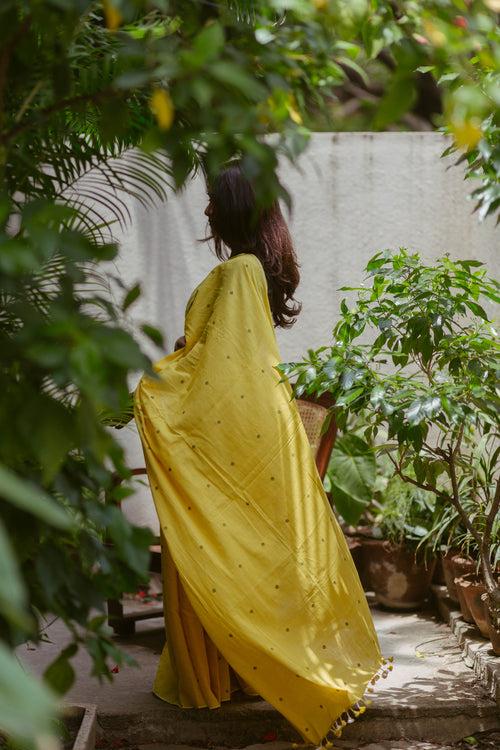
[108,133,498,532]
[113,132,498,366]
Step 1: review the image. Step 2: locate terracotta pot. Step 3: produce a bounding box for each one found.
[454,576,475,623]
[458,574,489,637]
[363,539,436,610]
[347,537,370,591]
[484,597,500,656]
[442,551,459,603]
[451,554,477,579]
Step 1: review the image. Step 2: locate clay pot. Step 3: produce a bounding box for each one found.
[347,537,370,591]
[442,551,459,603]
[484,597,500,656]
[454,576,475,624]
[451,554,477,579]
[363,539,436,610]
[458,574,489,637]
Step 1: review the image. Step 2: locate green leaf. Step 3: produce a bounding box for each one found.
[209,61,266,101]
[331,484,370,528]
[141,324,164,348]
[328,434,376,525]
[0,518,31,630]
[405,401,423,426]
[465,300,489,321]
[44,644,77,696]
[374,76,416,129]
[0,643,58,742]
[337,387,364,406]
[366,252,386,272]
[191,22,225,66]
[123,283,141,311]
[0,465,72,529]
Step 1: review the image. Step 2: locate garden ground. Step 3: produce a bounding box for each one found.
[18,596,500,750]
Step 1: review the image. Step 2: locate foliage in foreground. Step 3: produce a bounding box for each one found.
[0,0,498,745]
[0,1,357,746]
[280,251,499,608]
[237,0,500,220]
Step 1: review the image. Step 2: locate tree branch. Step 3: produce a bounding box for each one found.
[482,476,500,586]
[447,432,498,595]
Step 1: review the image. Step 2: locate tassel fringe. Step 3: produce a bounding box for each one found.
[318,656,394,748]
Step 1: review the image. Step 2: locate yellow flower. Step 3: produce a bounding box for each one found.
[313,0,328,9]
[287,96,303,125]
[102,1,122,31]
[150,89,175,131]
[422,19,446,47]
[450,119,482,151]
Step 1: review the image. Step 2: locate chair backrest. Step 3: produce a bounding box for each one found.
[296,392,337,480]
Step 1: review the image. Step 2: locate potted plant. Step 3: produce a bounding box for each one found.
[451,521,500,638]
[279,250,499,650]
[323,414,437,607]
[322,413,394,590]
[363,474,437,609]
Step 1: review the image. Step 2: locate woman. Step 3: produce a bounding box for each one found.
[134,163,388,747]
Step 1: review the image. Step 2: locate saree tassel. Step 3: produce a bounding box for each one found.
[318,655,393,749]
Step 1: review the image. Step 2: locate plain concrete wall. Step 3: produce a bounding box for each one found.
[108,132,498,533]
[113,132,498,365]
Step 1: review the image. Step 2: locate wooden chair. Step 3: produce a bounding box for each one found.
[107,391,337,635]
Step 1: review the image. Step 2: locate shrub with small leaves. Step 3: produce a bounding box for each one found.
[280,250,499,618]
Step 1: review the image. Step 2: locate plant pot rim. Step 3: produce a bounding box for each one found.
[451,554,477,564]
[454,574,486,590]
[362,538,429,553]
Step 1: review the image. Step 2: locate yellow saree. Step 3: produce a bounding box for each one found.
[134,253,387,746]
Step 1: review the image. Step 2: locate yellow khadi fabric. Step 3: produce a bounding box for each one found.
[134,253,384,745]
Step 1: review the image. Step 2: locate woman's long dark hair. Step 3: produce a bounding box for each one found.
[205,163,301,328]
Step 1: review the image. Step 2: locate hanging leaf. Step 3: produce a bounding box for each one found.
[0,644,59,743]
[328,435,376,525]
[0,519,31,630]
[0,465,72,529]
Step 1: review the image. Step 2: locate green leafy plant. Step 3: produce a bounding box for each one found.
[1,0,498,744]
[371,473,437,551]
[0,2,373,746]
[280,250,499,623]
[307,0,500,220]
[323,415,437,551]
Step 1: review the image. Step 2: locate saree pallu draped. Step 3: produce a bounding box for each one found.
[134,253,386,746]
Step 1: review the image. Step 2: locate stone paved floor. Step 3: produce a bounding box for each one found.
[98,733,500,750]
[18,603,500,746]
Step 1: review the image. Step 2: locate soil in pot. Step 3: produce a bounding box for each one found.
[363,539,436,609]
[442,551,459,603]
[454,576,475,624]
[459,573,489,637]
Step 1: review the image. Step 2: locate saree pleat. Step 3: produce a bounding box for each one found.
[135,253,385,745]
[157,536,256,707]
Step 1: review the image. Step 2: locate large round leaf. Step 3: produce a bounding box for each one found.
[328,434,376,525]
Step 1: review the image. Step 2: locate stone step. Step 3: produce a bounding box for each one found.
[19,607,500,747]
[127,738,500,750]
